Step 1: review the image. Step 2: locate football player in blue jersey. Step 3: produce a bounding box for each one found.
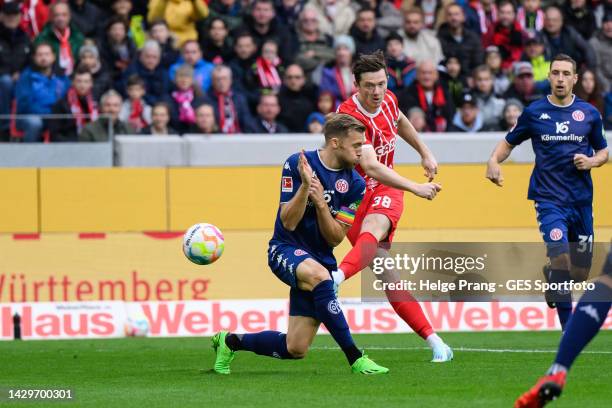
[211,113,389,375]
[487,54,609,333]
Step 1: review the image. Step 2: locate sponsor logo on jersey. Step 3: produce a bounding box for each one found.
[549,228,563,241]
[374,138,396,156]
[572,110,585,122]
[282,176,293,192]
[555,121,569,134]
[294,249,307,256]
[335,179,349,193]
[539,113,551,120]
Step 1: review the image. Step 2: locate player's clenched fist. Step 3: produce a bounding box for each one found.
[413,182,442,200]
[486,160,504,187]
[298,150,313,186]
[573,154,593,170]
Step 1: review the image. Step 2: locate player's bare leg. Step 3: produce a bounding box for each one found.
[333,213,452,362]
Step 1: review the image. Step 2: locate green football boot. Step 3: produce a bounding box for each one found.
[351,354,389,375]
[211,331,235,374]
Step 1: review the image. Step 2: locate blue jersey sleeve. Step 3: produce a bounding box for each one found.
[279,153,301,204]
[335,174,366,226]
[505,109,532,146]
[588,109,608,151]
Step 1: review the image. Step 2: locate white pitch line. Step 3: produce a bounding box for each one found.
[310,346,612,355]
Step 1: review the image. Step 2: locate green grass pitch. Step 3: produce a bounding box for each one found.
[2,331,611,407]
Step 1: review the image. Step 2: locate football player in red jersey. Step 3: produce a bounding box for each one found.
[334,51,452,362]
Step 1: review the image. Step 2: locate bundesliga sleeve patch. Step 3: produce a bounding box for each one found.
[282,177,293,192]
[335,205,357,226]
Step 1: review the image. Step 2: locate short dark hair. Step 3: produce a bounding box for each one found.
[72,65,92,79]
[323,113,366,141]
[357,6,376,17]
[352,50,387,84]
[32,41,55,55]
[550,54,577,74]
[127,74,145,88]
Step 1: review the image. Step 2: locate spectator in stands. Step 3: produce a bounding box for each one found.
[483,1,526,71]
[248,93,289,133]
[277,64,317,133]
[350,7,384,56]
[200,17,234,64]
[254,40,283,94]
[448,92,488,133]
[228,32,260,111]
[277,0,305,29]
[317,91,336,115]
[465,0,498,37]
[537,6,596,69]
[0,2,30,140]
[189,103,219,133]
[575,68,605,114]
[504,61,543,107]
[406,106,426,132]
[589,12,612,93]
[149,20,180,70]
[594,0,612,27]
[98,16,137,83]
[170,40,215,94]
[440,55,467,108]
[141,102,176,135]
[293,7,335,79]
[244,0,295,63]
[522,37,550,84]
[472,65,504,131]
[121,40,169,105]
[517,0,544,38]
[108,0,147,49]
[397,59,454,132]
[398,7,443,65]
[318,35,355,103]
[306,111,325,133]
[358,0,402,39]
[69,0,104,39]
[78,45,112,102]
[564,0,596,41]
[208,0,243,33]
[119,75,151,133]
[207,64,256,134]
[147,0,209,47]
[79,90,135,141]
[306,0,355,37]
[19,0,51,39]
[34,1,84,76]
[164,65,207,134]
[15,42,70,142]
[499,98,523,131]
[485,45,510,95]
[385,32,416,92]
[437,3,484,74]
[49,67,98,142]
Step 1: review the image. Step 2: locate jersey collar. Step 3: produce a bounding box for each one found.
[316,149,341,172]
[546,94,575,108]
[352,94,381,118]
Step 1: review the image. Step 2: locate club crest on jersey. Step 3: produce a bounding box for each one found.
[335,179,349,193]
[294,249,307,256]
[282,176,293,192]
[549,228,563,241]
[572,110,585,122]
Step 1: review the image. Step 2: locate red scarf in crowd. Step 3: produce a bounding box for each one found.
[215,91,239,134]
[128,99,147,131]
[66,87,97,133]
[54,26,74,75]
[255,57,282,91]
[172,89,196,124]
[416,83,447,132]
[517,7,544,34]
[470,0,497,35]
[20,0,49,38]
[334,67,355,101]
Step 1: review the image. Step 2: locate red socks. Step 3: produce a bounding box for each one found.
[339,232,379,280]
[385,291,434,340]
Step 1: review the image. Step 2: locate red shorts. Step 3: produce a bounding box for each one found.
[347,184,404,246]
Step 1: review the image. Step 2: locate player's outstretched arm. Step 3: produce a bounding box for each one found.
[573,148,609,170]
[486,140,514,187]
[397,111,438,181]
[360,146,442,200]
[280,152,312,231]
[308,177,349,247]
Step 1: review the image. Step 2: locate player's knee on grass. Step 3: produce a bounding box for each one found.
[550,253,571,271]
[285,338,309,359]
[297,260,331,292]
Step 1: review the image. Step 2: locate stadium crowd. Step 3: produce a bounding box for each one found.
[0,0,611,141]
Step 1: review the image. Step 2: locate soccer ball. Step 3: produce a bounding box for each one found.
[125,316,150,337]
[183,223,225,265]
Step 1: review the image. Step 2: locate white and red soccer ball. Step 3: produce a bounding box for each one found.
[182,223,225,265]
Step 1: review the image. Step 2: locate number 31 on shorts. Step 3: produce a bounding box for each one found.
[372,196,392,208]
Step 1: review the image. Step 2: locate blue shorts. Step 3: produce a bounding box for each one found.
[268,241,336,318]
[535,201,594,268]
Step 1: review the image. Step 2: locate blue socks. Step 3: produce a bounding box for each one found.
[238,331,294,359]
[549,269,573,330]
[312,279,362,365]
[554,281,612,370]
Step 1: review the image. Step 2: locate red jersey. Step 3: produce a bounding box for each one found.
[337,90,400,190]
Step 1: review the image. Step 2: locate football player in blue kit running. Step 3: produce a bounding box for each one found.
[211,113,389,375]
[486,53,609,332]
